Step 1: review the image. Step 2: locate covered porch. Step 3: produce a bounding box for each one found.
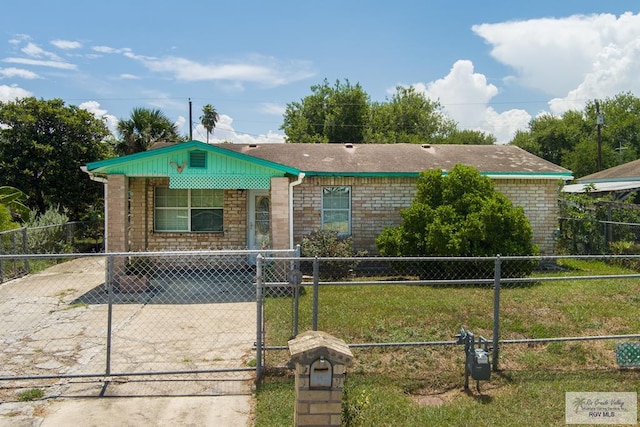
[84,141,302,253]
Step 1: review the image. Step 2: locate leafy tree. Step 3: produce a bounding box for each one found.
[444,129,496,145]
[200,104,219,143]
[367,86,456,144]
[376,165,537,277]
[115,107,181,155]
[512,111,590,166]
[281,80,463,144]
[585,93,640,166]
[562,138,617,179]
[510,92,640,177]
[0,97,111,220]
[281,79,370,143]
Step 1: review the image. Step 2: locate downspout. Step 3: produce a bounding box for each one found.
[289,172,305,249]
[81,166,109,250]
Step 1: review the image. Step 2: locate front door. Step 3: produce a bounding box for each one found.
[248,190,271,252]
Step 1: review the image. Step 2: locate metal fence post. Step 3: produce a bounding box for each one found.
[106,254,114,376]
[256,254,264,379]
[312,257,319,331]
[492,254,501,372]
[292,245,301,338]
[0,240,3,283]
[21,228,29,272]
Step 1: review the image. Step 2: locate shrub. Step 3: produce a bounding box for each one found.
[376,165,538,279]
[300,229,366,279]
[25,205,70,253]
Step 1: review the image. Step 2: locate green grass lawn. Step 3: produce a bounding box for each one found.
[255,258,640,426]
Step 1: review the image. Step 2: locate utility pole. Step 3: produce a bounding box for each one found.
[189,98,193,140]
[595,100,603,171]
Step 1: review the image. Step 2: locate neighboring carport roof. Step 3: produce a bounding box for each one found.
[562,158,640,194]
[219,143,573,178]
[575,158,640,183]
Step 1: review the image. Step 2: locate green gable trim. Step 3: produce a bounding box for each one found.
[169,175,271,189]
[85,140,300,177]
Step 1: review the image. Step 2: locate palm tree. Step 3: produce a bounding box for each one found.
[200,104,219,143]
[116,108,181,155]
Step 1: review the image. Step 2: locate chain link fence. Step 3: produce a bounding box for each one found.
[3,251,638,397]
[0,249,295,394]
[0,221,103,283]
[258,254,640,380]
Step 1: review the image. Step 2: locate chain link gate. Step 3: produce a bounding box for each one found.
[0,249,296,391]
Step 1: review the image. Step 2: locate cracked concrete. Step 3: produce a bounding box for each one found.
[0,256,256,426]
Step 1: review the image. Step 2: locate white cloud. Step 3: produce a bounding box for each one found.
[51,40,82,50]
[2,57,77,70]
[473,12,640,113]
[411,60,528,144]
[119,73,140,80]
[260,102,286,115]
[549,36,640,114]
[191,115,284,144]
[0,84,32,101]
[123,51,314,87]
[21,42,63,61]
[419,60,498,125]
[0,67,39,79]
[483,108,531,144]
[79,101,118,134]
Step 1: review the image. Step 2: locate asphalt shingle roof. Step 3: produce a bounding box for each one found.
[219,143,571,176]
[577,158,640,182]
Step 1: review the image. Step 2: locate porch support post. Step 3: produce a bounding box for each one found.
[270,177,290,250]
[106,174,129,253]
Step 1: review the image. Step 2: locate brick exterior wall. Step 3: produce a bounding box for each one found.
[493,178,561,255]
[106,174,128,252]
[127,178,247,251]
[292,176,561,255]
[270,177,290,250]
[106,175,561,255]
[292,177,417,254]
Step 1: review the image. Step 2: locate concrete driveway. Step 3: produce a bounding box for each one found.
[0,256,256,426]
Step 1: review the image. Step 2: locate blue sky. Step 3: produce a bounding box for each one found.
[1,1,639,144]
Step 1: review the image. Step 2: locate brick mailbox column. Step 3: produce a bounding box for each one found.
[288,331,353,427]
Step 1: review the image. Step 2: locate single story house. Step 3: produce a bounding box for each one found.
[83,141,572,256]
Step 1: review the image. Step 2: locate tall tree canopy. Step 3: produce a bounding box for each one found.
[0,97,111,220]
[367,86,456,144]
[281,80,474,144]
[116,107,181,155]
[281,79,370,143]
[510,92,640,177]
[200,104,219,143]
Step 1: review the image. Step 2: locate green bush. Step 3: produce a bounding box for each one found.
[25,205,70,253]
[300,230,366,279]
[376,165,538,279]
[557,191,640,255]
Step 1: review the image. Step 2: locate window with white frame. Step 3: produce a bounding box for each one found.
[322,186,351,235]
[154,187,223,232]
